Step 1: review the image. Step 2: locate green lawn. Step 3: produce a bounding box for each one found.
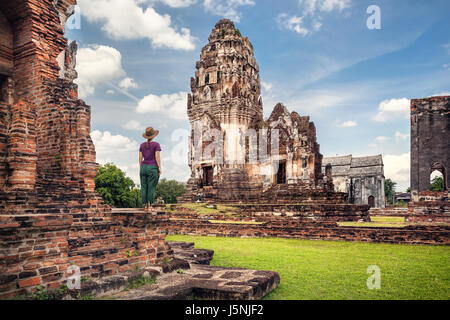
[167,235,450,300]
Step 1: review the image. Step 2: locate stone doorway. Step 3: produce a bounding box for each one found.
[368,195,375,208]
[203,165,213,187]
[277,161,287,185]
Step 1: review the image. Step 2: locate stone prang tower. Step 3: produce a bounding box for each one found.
[182,19,329,202]
[188,19,263,128]
[184,19,265,201]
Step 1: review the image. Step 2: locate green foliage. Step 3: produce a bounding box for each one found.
[95,163,142,208]
[235,28,242,37]
[155,179,185,204]
[126,275,156,290]
[125,250,138,258]
[430,176,444,191]
[168,235,450,300]
[77,292,95,300]
[33,285,49,300]
[395,200,408,207]
[177,269,185,274]
[406,187,411,193]
[384,178,397,204]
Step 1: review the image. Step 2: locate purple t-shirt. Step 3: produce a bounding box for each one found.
[140,141,161,167]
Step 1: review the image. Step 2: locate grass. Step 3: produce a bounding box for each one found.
[208,220,263,225]
[339,216,406,228]
[125,275,156,290]
[166,203,240,216]
[166,235,450,300]
[338,216,449,228]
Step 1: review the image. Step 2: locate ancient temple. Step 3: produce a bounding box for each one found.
[182,19,330,202]
[322,155,386,208]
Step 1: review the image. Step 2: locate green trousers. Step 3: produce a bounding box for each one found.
[140,165,159,205]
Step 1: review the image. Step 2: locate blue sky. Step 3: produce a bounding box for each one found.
[67,0,450,192]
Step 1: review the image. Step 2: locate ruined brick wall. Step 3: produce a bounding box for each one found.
[166,217,449,246]
[0,0,97,207]
[0,1,172,298]
[410,96,450,201]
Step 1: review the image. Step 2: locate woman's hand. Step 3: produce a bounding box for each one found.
[158,168,162,176]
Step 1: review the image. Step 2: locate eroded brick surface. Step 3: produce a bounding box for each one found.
[0,1,171,298]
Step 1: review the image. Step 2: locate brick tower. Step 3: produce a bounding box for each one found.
[0,0,170,298]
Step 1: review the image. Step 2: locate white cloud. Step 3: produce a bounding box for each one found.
[375,136,389,143]
[122,120,145,131]
[91,130,139,154]
[203,0,255,22]
[277,14,310,36]
[431,170,443,180]
[106,89,115,95]
[261,82,273,92]
[299,0,351,15]
[75,44,126,98]
[119,77,139,90]
[288,89,355,110]
[383,152,410,192]
[280,0,350,36]
[77,0,196,50]
[394,131,409,142]
[430,91,450,97]
[152,0,197,8]
[91,130,141,183]
[91,130,190,184]
[443,42,450,54]
[136,91,188,120]
[337,120,357,128]
[373,98,410,122]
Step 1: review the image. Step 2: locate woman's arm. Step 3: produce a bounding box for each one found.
[139,152,143,167]
[155,151,161,175]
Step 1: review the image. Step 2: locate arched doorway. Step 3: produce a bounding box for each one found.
[368,195,375,208]
[430,162,447,191]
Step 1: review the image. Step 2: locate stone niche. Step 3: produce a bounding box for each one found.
[0,0,171,298]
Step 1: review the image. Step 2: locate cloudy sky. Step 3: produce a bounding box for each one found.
[67,0,450,192]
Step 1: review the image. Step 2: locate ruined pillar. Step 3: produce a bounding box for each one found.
[410,96,450,201]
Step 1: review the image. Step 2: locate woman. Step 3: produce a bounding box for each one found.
[139,127,162,212]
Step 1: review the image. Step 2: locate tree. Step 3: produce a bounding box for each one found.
[430,176,444,192]
[95,163,142,208]
[385,178,397,204]
[155,179,186,204]
[406,187,411,193]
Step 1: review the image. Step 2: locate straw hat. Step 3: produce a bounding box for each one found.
[142,126,159,140]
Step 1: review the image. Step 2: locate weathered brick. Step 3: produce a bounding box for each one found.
[18,277,40,288]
